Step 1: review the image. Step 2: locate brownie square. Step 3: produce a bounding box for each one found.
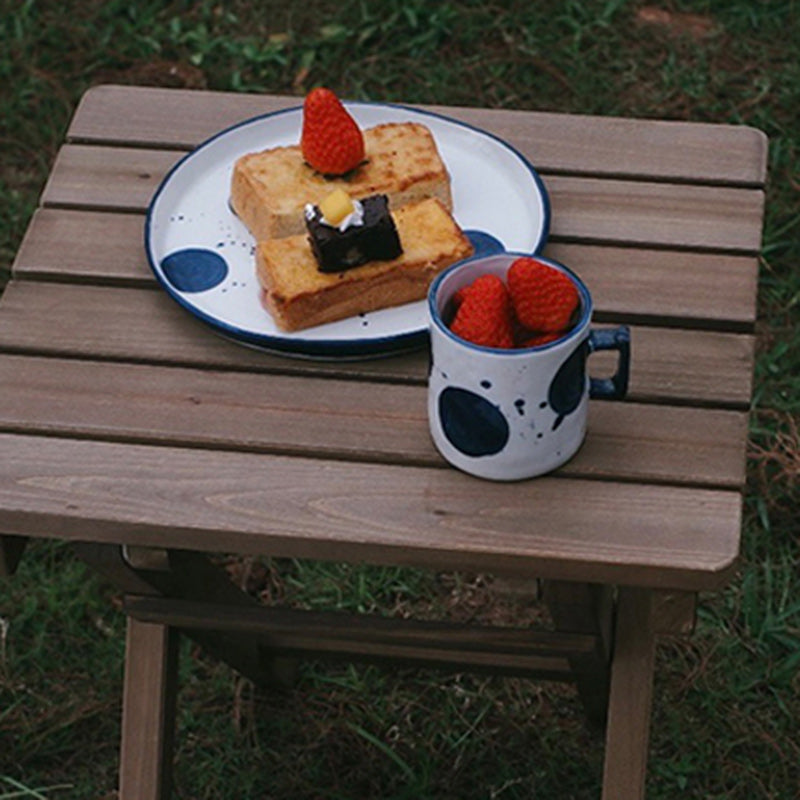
[306,194,403,273]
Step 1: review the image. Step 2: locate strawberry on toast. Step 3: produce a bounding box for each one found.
[230,90,453,240]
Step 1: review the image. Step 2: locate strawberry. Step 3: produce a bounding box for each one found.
[450,284,472,311]
[507,257,580,333]
[301,87,365,176]
[517,330,562,349]
[449,274,514,349]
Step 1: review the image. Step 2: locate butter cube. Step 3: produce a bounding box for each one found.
[319,188,355,226]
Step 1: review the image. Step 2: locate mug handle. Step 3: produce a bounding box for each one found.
[588,326,631,400]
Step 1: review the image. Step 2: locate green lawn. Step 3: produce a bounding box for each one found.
[1,1,798,798]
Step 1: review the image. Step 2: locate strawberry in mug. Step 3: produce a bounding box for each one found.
[428,253,630,480]
[448,256,581,350]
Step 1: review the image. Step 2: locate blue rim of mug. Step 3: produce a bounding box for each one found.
[428,252,593,355]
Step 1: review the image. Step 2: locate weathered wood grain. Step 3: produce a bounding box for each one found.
[0,281,756,407]
[0,278,424,379]
[67,85,768,187]
[42,145,180,212]
[40,145,765,253]
[13,208,148,285]
[548,175,764,253]
[0,432,740,589]
[12,208,758,330]
[0,354,748,488]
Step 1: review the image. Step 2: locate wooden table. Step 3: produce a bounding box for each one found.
[0,85,766,799]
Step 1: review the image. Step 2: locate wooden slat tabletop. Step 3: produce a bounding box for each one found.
[14,208,758,328]
[41,145,765,252]
[68,85,768,186]
[0,85,766,590]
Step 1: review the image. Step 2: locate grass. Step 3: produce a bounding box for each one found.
[1,0,799,797]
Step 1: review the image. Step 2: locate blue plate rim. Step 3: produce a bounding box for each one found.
[144,100,552,360]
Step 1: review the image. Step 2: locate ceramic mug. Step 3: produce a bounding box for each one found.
[427,252,630,480]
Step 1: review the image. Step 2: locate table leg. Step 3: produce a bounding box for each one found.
[601,586,656,800]
[73,542,282,685]
[542,580,613,727]
[0,534,27,577]
[119,617,179,800]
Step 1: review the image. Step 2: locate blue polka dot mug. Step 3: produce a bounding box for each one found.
[427,253,630,481]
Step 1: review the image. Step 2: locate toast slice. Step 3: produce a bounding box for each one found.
[232,122,452,240]
[256,198,473,331]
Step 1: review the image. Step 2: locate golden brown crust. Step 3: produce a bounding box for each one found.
[260,268,438,331]
[256,198,473,331]
[230,122,452,240]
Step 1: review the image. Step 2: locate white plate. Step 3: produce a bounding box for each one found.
[145,102,550,359]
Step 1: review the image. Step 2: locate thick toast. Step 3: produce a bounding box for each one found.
[256,198,473,331]
[231,122,452,240]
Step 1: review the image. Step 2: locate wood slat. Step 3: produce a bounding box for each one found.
[0,432,741,590]
[67,85,768,187]
[40,145,765,254]
[0,279,422,379]
[547,242,757,329]
[13,208,147,285]
[123,595,596,679]
[0,354,748,488]
[41,145,180,212]
[548,175,764,254]
[12,208,759,330]
[67,86,299,150]
[0,281,755,407]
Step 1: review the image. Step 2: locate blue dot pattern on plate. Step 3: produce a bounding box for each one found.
[439,387,509,457]
[161,248,228,293]
[465,230,505,258]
